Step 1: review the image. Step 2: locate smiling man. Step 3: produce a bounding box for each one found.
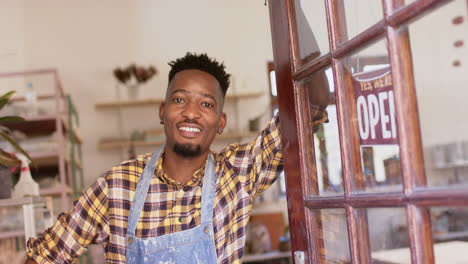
[160,65,228,185]
[25,53,284,264]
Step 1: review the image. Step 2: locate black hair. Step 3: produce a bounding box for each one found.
[168,52,231,96]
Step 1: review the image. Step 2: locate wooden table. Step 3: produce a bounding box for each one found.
[372,241,468,263]
[243,251,292,263]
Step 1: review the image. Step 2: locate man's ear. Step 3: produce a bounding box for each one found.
[219,112,227,130]
[159,101,166,122]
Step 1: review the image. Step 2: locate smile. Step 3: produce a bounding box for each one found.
[178,126,201,133]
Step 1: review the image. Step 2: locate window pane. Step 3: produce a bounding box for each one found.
[315,105,344,195]
[342,38,403,192]
[304,67,344,196]
[368,208,411,263]
[409,0,468,187]
[341,0,383,43]
[313,208,351,263]
[294,0,329,65]
[431,207,468,263]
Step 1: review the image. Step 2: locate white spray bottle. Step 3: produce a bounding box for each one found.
[12,153,39,198]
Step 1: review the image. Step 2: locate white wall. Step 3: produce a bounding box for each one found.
[410,0,468,185]
[0,1,26,95]
[1,1,275,187]
[0,1,25,72]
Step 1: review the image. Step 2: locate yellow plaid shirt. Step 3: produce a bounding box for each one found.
[27,115,282,264]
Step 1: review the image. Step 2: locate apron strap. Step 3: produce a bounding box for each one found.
[127,146,164,237]
[200,154,216,224]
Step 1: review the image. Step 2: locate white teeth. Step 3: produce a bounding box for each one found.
[179,126,200,132]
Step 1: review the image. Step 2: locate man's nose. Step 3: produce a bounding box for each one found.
[181,102,201,119]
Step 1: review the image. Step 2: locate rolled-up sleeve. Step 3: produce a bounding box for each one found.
[26,176,110,263]
[224,113,283,199]
[248,113,283,198]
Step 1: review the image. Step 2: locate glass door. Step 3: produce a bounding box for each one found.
[268,0,468,263]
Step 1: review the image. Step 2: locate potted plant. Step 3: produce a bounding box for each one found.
[113,64,158,99]
[0,91,32,199]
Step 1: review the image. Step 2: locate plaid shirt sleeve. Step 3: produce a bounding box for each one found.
[225,113,283,199]
[26,176,110,263]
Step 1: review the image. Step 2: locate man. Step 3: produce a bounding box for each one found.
[25,53,284,264]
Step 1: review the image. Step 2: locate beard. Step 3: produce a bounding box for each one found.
[173,143,202,158]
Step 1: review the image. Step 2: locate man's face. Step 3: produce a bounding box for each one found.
[159,69,226,158]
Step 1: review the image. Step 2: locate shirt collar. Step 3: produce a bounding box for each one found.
[152,151,205,188]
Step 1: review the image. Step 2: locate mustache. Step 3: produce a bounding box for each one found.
[177,118,201,127]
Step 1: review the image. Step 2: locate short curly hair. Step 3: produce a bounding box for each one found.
[168,52,231,96]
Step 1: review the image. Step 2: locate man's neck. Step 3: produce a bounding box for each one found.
[162,147,208,184]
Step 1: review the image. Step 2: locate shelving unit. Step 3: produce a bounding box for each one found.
[1,114,82,144]
[434,162,468,170]
[95,90,264,153]
[433,162,468,184]
[0,196,55,264]
[0,197,52,244]
[0,69,84,213]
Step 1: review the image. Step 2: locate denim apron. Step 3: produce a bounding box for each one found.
[125,146,218,264]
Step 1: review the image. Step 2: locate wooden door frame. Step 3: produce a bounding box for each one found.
[268,1,317,262]
[268,0,468,263]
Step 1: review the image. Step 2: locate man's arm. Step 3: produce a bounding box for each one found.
[224,109,328,199]
[247,113,283,198]
[223,113,283,199]
[25,176,109,263]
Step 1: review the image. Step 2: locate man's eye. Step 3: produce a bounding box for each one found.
[173,98,184,103]
[202,102,214,108]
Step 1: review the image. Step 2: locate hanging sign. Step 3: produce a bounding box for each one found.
[353,66,398,145]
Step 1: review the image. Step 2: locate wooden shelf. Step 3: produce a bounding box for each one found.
[0,229,26,239]
[10,94,57,102]
[40,184,72,196]
[97,131,258,150]
[0,228,46,240]
[434,162,468,170]
[95,98,164,108]
[29,151,82,169]
[94,92,264,109]
[0,114,57,135]
[31,151,60,167]
[434,230,468,241]
[0,115,82,144]
[0,197,44,207]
